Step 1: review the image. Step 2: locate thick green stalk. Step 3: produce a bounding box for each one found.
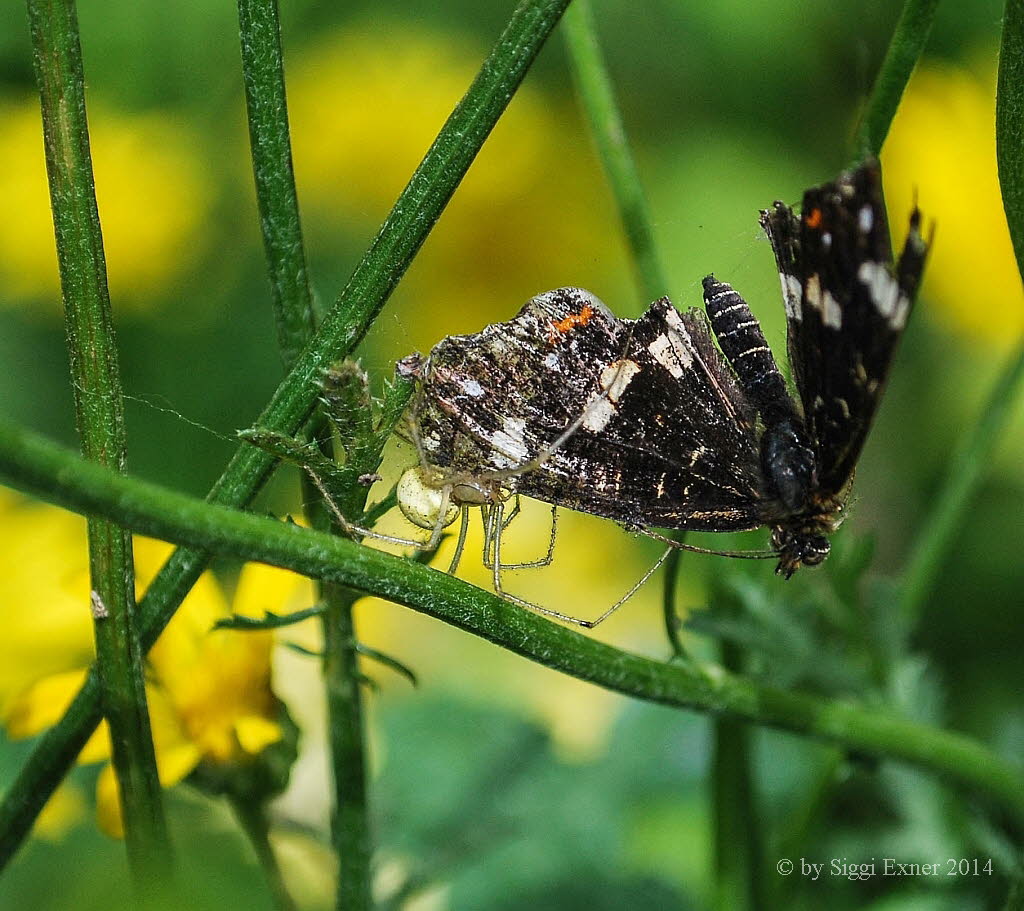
[2,421,1024,828]
[712,712,759,911]
[0,0,571,869]
[851,0,940,160]
[562,0,669,302]
[238,0,374,894]
[24,0,170,887]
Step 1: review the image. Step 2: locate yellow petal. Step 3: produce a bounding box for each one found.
[4,668,90,738]
[234,715,283,755]
[232,561,315,622]
[882,55,1024,344]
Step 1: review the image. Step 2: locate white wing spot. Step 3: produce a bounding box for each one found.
[805,273,824,313]
[583,397,617,433]
[858,261,902,325]
[858,204,874,233]
[823,291,842,329]
[780,273,803,320]
[599,358,641,402]
[647,325,693,378]
[461,377,484,397]
[489,416,529,462]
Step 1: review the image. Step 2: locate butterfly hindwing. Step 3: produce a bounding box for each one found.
[760,162,929,496]
[415,288,773,531]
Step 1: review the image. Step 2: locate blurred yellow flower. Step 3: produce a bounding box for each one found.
[882,55,1024,344]
[0,491,306,838]
[0,97,211,314]
[286,23,624,348]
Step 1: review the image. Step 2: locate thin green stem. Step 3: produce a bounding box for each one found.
[768,748,843,907]
[25,0,170,890]
[2,421,1024,828]
[237,0,316,368]
[710,587,761,911]
[851,0,940,160]
[897,342,1024,628]
[562,0,690,660]
[0,0,570,869]
[236,2,324,905]
[562,0,670,301]
[226,793,297,911]
[322,586,371,911]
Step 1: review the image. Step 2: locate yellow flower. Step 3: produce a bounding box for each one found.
[882,54,1024,344]
[0,97,212,314]
[0,491,307,838]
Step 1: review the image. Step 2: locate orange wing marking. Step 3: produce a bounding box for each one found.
[548,303,594,343]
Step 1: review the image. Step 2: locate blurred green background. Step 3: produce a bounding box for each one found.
[1,0,1023,908]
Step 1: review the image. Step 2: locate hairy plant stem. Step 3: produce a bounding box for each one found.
[237,0,315,368]
[2,421,1024,830]
[0,0,571,870]
[237,0,332,905]
[25,0,170,891]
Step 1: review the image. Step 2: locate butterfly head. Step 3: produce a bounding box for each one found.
[771,525,831,578]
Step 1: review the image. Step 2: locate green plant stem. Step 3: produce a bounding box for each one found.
[226,793,297,911]
[321,586,371,910]
[25,0,170,889]
[767,748,843,903]
[897,341,1024,627]
[851,0,940,160]
[3,422,1024,829]
[999,0,1024,276]
[237,0,315,368]
[562,0,670,302]
[710,588,761,911]
[234,1,342,900]
[0,0,571,870]
[312,374,412,911]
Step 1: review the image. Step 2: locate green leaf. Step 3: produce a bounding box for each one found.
[355,643,418,687]
[213,605,325,631]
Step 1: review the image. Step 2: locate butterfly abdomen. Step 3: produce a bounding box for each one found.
[702,275,816,513]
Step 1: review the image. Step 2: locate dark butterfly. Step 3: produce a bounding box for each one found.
[403,161,929,578]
